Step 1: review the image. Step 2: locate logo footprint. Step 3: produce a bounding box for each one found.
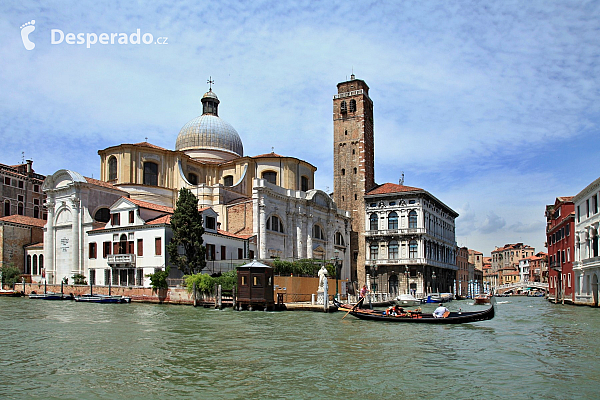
[20,20,35,50]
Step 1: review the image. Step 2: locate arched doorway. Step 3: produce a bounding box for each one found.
[388,274,399,296]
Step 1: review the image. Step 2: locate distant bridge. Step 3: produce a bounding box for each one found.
[496,281,548,292]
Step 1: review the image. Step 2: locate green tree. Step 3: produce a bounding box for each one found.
[146,267,170,290]
[72,273,87,285]
[167,188,206,276]
[0,264,22,285]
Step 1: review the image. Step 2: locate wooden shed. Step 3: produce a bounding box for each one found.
[236,260,274,311]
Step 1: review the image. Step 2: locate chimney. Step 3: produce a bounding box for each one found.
[26,159,33,176]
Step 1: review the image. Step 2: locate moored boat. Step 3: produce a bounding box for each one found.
[395,293,421,307]
[0,289,23,297]
[335,298,495,324]
[29,292,73,300]
[74,294,131,303]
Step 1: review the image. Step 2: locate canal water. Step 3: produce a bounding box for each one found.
[0,296,598,399]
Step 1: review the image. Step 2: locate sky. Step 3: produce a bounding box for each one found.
[2,0,599,256]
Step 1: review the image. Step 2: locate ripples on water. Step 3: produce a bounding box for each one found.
[0,297,598,399]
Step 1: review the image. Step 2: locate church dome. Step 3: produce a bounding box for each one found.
[175,89,244,159]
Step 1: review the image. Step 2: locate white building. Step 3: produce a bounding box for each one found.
[573,176,600,306]
[42,170,128,284]
[363,183,458,297]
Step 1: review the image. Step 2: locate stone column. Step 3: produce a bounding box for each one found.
[306,220,313,259]
[258,198,267,259]
[44,197,55,284]
[71,197,81,275]
[297,211,305,259]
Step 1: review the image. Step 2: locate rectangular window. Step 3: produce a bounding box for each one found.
[155,237,162,255]
[206,216,216,230]
[18,180,24,189]
[238,248,243,259]
[567,248,570,263]
[129,210,134,224]
[206,244,216,260]
[577,205,581,222]
[136,269,143,286]
[104,269,111,285]
[568,273,572,288]
[90,270,96,286]
[127,241,134,254]
[221,245,227,260]
[594,194,599,214]
[89,242,97,259]
[113,242,119,255]
[103,241,111,258]
[33,184,39,192]
[3,177,10,185]
[586,199,590,218]
[33,198,39,205]
[137,239,143,256]
[249,250,255,259]
[111,213,120,226]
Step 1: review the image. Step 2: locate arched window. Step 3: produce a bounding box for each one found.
[408,210,418,229]
[267,215,284,233]
[388,212,398,230]
[262,171,277,185]
[341,168,345,176]
[32,255,38,275]
[388,274,399,295]
[349,99,356,112]
[340,100,347,113]
[353,167,357,174]
[187,173,198,185]
[301,176,309,192]
[3,200,9,217]
[388,240,399,259]
[108,156,118,181]
[313,225,325,240]
[39,255,43,272]
[370,243,378,260]
[18,203,24,215]
[223,175,234,186]
[26,255,31,274]
[119,234,128,254]
[370,213,378,231]
[94,208,110,223]
[33,206,40,219]
[409,240,418,259]
[143,162,159,186]
[335,232,345,246]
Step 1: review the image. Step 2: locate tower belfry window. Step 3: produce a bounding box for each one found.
[349,99,356,112]
[340,101,347,113]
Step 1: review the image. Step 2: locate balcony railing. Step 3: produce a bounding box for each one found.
[107,254,136,265]
[365,228,425,237]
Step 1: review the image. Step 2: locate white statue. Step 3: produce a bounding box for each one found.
[317,266,328,291]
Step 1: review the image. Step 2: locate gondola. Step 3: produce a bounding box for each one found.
[334,298,495,324]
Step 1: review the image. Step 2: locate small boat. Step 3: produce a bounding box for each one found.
[474,295,491,305]
[395,293,421,307]
[74,294,131,303]
[0,289,23,297]
[335,298,495,324]
[29,292,73,300]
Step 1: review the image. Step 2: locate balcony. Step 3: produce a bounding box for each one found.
[107,254,136,266]
[365,227,425,237]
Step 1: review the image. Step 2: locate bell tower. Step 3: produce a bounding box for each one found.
[333,75,375,284]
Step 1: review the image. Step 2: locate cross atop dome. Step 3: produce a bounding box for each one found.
[207,76,214,91]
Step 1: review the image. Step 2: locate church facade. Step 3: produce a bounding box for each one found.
[96,87,351,280]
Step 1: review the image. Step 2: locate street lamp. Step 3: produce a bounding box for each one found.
[405,266,409,295]
[432,271,436,293]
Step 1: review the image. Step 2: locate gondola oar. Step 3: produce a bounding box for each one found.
[342,297,364,320]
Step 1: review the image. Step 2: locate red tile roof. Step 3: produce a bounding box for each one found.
[146,215,171,225]
[0,215,46,228]
[217,229,254,240]
[366,183,424,195]
[198,207,211,213]
[85,177,127,191]
[133,141,168,150]
[127,198,174,213]
[25,242,43,248]
[253,152,285,158]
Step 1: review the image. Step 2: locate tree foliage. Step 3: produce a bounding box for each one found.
[146,267,170,290]
[167,188,206,276]
[184,270,237,294]
[0,264,22,285]
[72,273,87,285]
[271,259,334,277]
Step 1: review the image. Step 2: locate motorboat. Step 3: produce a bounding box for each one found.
[29,292,73,300]
[395,293,421,307]
[474,295,491,305]
[74,294,131,303]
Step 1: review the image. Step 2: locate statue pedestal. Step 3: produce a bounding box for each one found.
[316,290,325,305]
